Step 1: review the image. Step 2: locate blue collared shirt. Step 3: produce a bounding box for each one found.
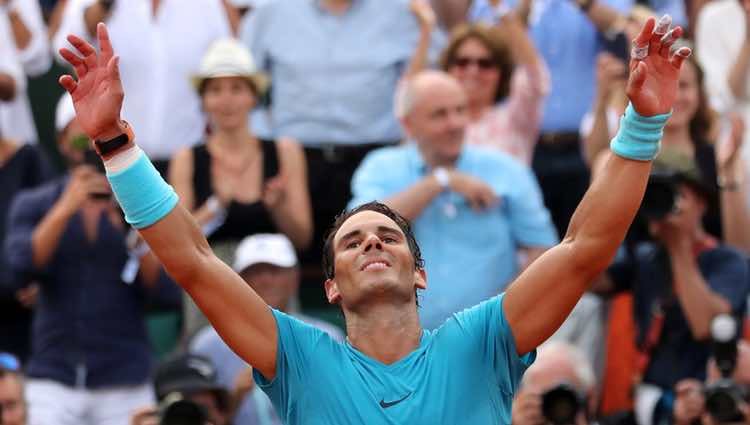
[3,176,179,388]
[470,0,686,133]
[241,0,444,146]
[349,144,558,329]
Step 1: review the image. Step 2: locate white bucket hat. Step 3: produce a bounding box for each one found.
[191,38,269,96]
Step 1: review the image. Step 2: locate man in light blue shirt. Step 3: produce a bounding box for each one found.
[58,18,690,425]
[239,0,444,278]
[348,73,557,329]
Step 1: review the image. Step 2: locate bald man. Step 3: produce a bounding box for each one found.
[512,342,598,425]
[349,70,558,329]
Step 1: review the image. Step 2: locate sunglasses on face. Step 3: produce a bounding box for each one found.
[451,56,496,70]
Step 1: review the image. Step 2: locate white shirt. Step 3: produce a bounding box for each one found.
[53,0,231,159]
[0,0,51,144]
[695,0,750,168]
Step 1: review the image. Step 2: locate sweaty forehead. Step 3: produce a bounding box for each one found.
[334,210,404,244]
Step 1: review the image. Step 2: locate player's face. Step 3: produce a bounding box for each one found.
[325,211,426,309]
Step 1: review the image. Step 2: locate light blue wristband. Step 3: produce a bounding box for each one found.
[106,151,179,229]
[610,103,672,161]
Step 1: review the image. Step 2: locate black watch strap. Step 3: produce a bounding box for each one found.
[95,132,130,155]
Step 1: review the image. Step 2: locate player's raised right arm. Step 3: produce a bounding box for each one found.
[57,23,278,380]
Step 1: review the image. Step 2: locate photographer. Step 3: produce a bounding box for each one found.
[131,354,231,425]
[596,150,750,425]
[511,342,597,425]
[673,338,750,425]
[2,94,170,425]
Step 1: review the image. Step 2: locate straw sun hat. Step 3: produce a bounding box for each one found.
[191,38,269,96]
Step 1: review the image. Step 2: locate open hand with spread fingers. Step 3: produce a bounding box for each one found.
[58,23,127,143]
[627,15,691,117]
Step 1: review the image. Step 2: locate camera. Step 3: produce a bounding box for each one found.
[541,382,585,425]
[158,392,209,425]
[82,149,112,200]
[639,171,679,220]
[705,314,747,423]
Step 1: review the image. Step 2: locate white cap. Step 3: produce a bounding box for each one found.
[55,93,76,133]
[191,38,268,95]
[233,234,297,272]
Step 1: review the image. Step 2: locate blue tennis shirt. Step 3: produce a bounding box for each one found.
[253,294,535,424]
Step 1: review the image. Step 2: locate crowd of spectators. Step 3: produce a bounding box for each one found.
[2,0,750,424]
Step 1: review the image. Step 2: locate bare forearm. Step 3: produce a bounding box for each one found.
[584,98,612,165]
[565,153,650,272]
[138,205,278,377]
[503,13,540,69]
[517,0,532,26]
[7,9,32,50]
[671,248,731,339]
[719,166,750,253]
[0,73,15,101]
[728,39,750,100]
[503,154,650,355]
[404,26,433,79]
[83,2,109,37]
[430,0,470,31]
[383,175,443,221]
[31,204,74,268]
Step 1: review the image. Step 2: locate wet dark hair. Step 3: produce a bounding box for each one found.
[322,201,425,281]
[440,23,514,103]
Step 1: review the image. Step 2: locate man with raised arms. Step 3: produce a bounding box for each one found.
[57,15,689,424]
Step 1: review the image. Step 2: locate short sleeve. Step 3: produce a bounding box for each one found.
[348,149,403,210]
[703,247,750,315]
[451,294,536,395]
[506,164,558,247]
[253,309,338,414]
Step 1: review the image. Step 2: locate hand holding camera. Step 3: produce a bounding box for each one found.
[56,166,112,216]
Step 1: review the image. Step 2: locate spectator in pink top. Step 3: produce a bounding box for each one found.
[405,0,548,166]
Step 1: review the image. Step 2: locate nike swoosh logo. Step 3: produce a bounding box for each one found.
[379,392,412,409]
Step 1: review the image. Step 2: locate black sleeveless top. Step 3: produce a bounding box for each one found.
[191,139,280,243]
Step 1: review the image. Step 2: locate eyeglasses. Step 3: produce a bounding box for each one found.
[451,56,496,70]
[0,352,20,372]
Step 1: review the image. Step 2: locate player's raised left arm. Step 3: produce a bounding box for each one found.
[503,15,691,355]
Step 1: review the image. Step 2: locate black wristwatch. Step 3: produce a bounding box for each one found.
[94,121,134,156]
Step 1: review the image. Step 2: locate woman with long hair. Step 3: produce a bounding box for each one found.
[169,39,312,252]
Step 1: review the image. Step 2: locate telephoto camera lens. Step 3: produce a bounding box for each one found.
[159,392,209,425]
[705,315,746,424]
[541,383,583,425]
[639,173,678,220]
